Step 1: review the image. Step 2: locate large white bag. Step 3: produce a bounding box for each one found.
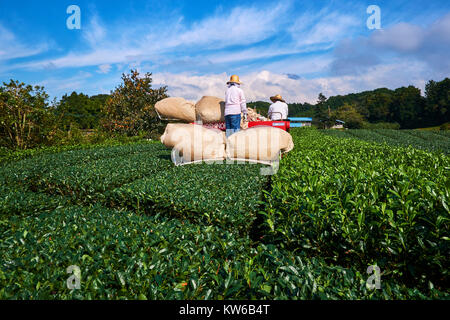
[155,97,196,122]
[160,123,226,161]
[195,96,225,123]
[226,126,294,161]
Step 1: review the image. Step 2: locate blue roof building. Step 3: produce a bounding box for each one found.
[288,117,312,127]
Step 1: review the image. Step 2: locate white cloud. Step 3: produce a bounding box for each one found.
[170,4,288,48]
[370,23,425,52]
[17,48,142,70]
[153,62,431,105]
[208,47,296,65]
[36,71,93,93]
[98,64,112,74]
[153,72,228,102]
[289,10,359,48]
[83,15,106,47]
[0,24,48,61]
[332,13,450,76]
[262,54,333,76]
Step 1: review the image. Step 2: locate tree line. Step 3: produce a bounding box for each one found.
[0,70,167,150]
[249,78,450,129]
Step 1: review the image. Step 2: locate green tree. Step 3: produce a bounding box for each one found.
[424,78,450,126]
[314,93,335,128]
[0,80,57,149]
[55,92,108,129]
[333,103,365,129]
[390,86,425,128]
[247,101,270,117]
[288,102,314,117]
[363,89,393,122]
[317,93,327,105]
[102,70,168,136]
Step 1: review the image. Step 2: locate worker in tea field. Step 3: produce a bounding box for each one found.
[225,74,248,137]
[268,94,288,120]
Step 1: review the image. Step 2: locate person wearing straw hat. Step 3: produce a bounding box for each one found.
[268,94,288,120]
[224,75,248,137]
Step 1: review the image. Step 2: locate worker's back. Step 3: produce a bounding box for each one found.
[268,101,288,120]
[225,84,246,116]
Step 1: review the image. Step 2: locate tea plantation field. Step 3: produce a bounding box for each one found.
[323,129,450,154]
[1,128,449,299]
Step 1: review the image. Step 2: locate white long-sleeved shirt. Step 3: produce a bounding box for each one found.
[268,101,289,120]
[225,85,247,116]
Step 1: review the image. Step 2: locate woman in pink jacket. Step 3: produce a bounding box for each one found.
[224,75,248,137]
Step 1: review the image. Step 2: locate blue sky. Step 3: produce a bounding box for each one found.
[1,0,449,103]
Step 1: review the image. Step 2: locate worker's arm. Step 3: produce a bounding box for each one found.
[240,89,247,115]
[267,104,274,119]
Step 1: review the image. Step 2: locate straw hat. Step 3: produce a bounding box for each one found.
[270,94,285,103]
[227,74,242,85]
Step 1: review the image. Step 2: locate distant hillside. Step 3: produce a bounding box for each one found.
[249,77,450,129]
[247,101,315,118]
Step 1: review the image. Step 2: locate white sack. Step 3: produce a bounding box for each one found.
[155,97,196,122]
[226,126,294,161]
[161,123,226,161]
[195,96,225,123]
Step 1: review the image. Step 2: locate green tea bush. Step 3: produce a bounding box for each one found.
[1,141,268,234]
[105,163,268,233]
[434,130,450,138]
[1,205,440,299]
[262,128,449,290]
[375,129,449,153]
[0,137,154,165]
[402,130,450,152]
[1,136,448,299]
[0,142,162,188]
[324,129,450,154]
[362,122,401,130]
[0,186,70,217]
[30,147,171,199]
